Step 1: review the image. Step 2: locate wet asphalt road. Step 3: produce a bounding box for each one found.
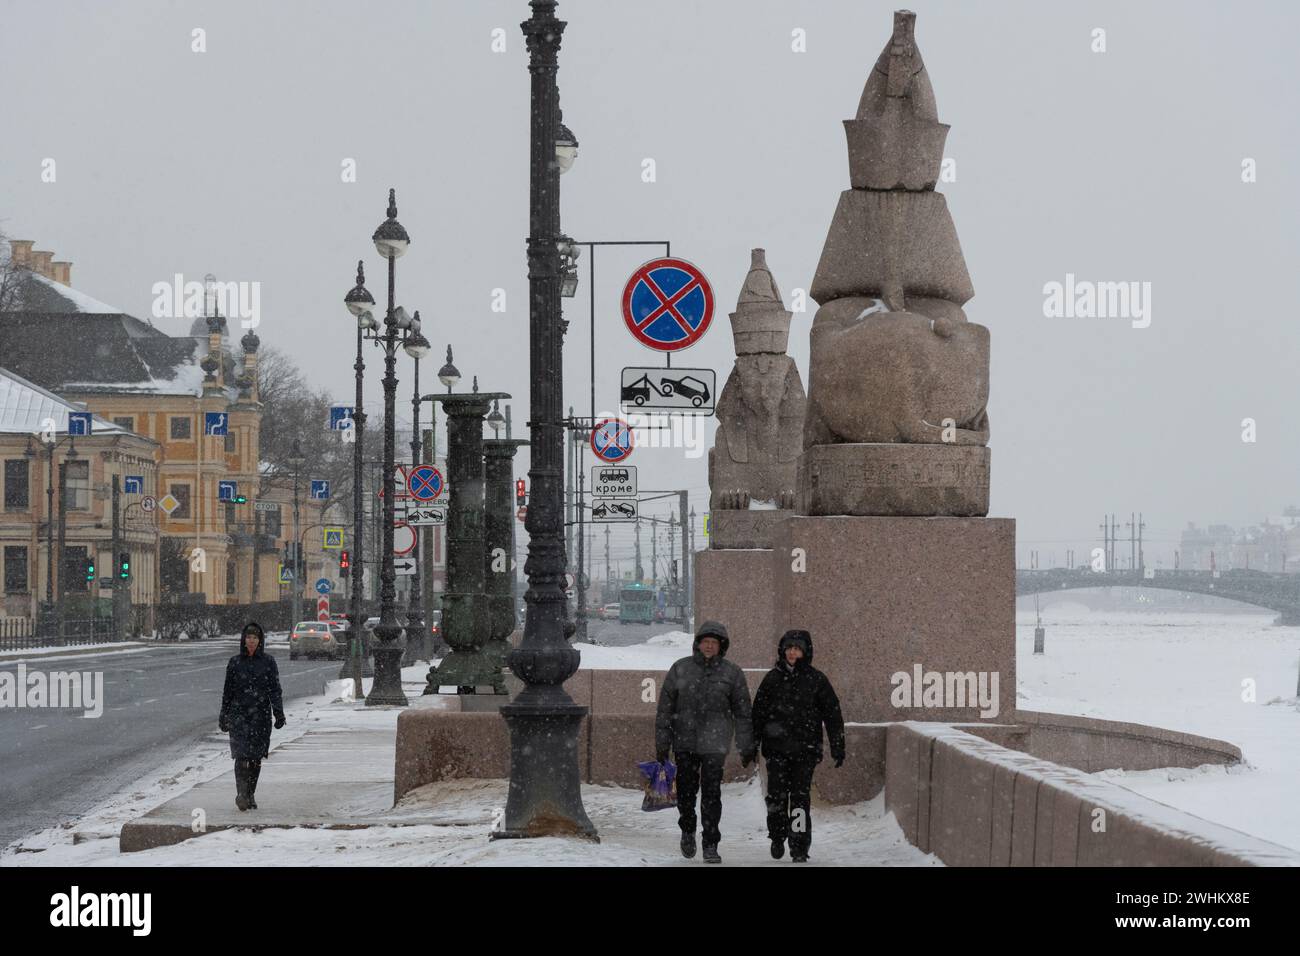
[0,641,339,850]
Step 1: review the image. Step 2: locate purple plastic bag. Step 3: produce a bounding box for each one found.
[636,759,677,811]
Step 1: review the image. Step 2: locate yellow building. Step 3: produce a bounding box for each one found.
[0,239,330,611]
[0,367,162,626]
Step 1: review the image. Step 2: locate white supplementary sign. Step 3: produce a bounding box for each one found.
[393,556,417,575]
[620,366,716,414]
[591,465,637,498]
[407,505,447,526]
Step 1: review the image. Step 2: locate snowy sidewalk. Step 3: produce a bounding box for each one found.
[3,662,937,867]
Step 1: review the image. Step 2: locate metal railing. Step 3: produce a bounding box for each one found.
[0,615,121,652]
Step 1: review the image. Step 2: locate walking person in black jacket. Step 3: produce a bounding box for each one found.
[752,629,845,862]
[655,620,756,863]
[219,622,285,811]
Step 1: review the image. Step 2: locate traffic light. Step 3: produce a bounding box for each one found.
[515,479,526,506]
[233,494,247,504]
[119,552,131,580]
[84,557,96,582]
[339,550,350,571]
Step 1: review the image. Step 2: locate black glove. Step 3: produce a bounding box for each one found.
[833,755,845,769]
[218,715,229,733]
[656,748,670,765]
[274,714,286,730]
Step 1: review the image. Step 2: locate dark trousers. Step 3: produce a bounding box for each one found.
[675,752,726,846]
[234,759,262,799]
[765,754,817,853]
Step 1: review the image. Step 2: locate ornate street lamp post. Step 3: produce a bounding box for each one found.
[496,0,596,840]
[342,261,376,698]
[365,187,418,706]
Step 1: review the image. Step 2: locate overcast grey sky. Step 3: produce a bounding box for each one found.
[3,0,1297,568]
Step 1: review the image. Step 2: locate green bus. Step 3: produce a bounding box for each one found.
[619,584,655,624]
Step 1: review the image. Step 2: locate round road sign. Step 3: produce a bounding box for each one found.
[621,257,715,352]
[141,495,157,513]
[392,522,416,556]
[590,418,634,464]
[407,465,444,501]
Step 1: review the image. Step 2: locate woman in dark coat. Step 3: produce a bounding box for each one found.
[751,629,845,862]
[219,622,285,811]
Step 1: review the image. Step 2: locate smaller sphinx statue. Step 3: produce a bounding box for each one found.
[708,249,807,549]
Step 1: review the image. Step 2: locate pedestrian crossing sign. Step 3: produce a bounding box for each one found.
[323,528,344,549]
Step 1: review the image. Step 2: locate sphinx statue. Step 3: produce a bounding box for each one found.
[708,249,806,548]
[800,9,990,516]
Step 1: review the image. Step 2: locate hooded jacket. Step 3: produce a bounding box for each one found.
[655,630,754,757]
[752,630,846,762]
[220,623,285,760]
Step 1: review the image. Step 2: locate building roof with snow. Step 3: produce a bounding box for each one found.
[0,239,238,397]
[0,364,134,436]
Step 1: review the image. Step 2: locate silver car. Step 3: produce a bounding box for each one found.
[289,620,345,660]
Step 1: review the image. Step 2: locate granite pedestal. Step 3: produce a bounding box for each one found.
[770,514,1015,723]
[694,548,778,669]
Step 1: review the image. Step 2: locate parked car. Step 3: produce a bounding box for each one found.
[601,603,620,621]
[290,620,346,661]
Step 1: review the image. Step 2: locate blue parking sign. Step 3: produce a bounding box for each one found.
[204,412,228,436]
[124,475,144,495]
[218,480,237,502]
[310,479,330,500]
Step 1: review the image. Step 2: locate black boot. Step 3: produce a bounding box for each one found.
[680,831,696,859]
[702,844,721,864]
[248,760,261,810]
[770,837,785,860]
[234,761,250,812]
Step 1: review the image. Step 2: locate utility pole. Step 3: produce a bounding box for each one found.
[634,517,643,583]
[679,491,689,626]
[688,506,696,621]
[111,474,123,641]
[565,405,574,570]
[56,461,68,641]
[604,525,611,597]
[650,516,657,588]
[1138,512,1145,572]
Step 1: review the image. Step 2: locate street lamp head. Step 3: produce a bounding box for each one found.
[372,188,411,259]
[486,399,505,433]
[556,121,579,174]
[392,305,413,330]
[357,309,380,331]
[438,345,461,390]
[344,260,376,317]
[404,327,432,360]
[289,438,306,468]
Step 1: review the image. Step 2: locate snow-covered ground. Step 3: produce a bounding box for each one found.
[1017,605,1300,851]
[2,663,934,867]
[6,609,1298,864]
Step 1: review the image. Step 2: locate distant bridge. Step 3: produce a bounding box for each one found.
[1015,568,1300,625]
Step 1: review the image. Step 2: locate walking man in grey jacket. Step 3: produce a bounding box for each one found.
[655,620,755,863]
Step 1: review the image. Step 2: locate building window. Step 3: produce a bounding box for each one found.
[224,432,236,454]
[226,561,237,595]
[4,546,28,593]
[170,416,192,440]
[263,509,282,538]
[169,483,192,519]
[64,545,88,593]
[113,416,135,433]
[4,460,30,510]
[63,460,90,511]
